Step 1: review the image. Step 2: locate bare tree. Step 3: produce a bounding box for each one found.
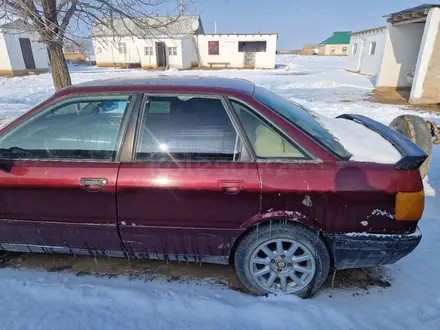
[0,0,192,90]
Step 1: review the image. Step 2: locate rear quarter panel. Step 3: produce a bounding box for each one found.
[251,161,423,234]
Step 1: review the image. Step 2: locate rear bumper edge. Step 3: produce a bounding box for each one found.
[323,227,422,270]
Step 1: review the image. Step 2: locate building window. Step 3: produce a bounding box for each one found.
[144,47,154,56]
[370,41,377,55]
[238,41,267,52]
[168,47,177,56]
[352,43,358,55]
[96,47,102,54]
[342,47,348,53]
[208,41,219,55]
[118,42,127,54]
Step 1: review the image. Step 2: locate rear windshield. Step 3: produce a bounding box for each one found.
[254,86,352,160]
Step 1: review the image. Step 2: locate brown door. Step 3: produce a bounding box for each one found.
[244,52,256,68]
[156,42,167,67]
[19,38,36,70]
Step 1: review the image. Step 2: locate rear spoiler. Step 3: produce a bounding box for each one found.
[337,114,427,170]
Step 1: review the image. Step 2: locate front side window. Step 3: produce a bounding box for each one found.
[208,41,219,55]
[0,95,132,162]
[254,86,352,160]
[135,96,244,162]
[231,101,308,160]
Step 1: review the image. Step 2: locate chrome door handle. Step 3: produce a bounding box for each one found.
[218,180,245,195]
[80,178,108,187]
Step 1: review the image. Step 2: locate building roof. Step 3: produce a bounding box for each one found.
[200,33,278,36]
[303,43,320,49]
[386,4,440,17]
[351,26,386,36]
[386,4,440,24]
[320,32,351,45]
[91,15,204,38]
[56,77,255,97]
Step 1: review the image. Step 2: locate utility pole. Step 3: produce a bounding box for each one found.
[179,1,184,15]
[215,22,217,33]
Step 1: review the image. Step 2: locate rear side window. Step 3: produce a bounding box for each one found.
[254,86,352,160]
[231,101,309,160]
[134,96,245,162]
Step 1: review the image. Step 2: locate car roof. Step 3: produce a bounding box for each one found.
[55,76,256,97]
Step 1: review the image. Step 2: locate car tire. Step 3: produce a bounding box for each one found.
[234,222,330,298]
[389,115,432,178]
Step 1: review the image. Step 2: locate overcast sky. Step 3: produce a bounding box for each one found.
[184,0,436,49]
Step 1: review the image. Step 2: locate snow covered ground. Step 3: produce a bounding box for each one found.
[0,55,439,329]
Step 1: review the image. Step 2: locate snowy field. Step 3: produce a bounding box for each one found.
[0,55,439,330]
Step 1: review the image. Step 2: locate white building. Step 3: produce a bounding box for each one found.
[0,19,49,77]
[196,34,277,69]
[92,16,277,70]
[376,4,440,104]
[92,16,203,70]
[346,27,386,76]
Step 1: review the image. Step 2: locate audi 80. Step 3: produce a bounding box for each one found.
[0,77,426,297]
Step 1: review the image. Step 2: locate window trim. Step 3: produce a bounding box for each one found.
[226,97,319,163]
[0,93,139,163]
[130,93,254,163]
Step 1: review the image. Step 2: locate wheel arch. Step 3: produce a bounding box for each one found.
[229,216,328,265]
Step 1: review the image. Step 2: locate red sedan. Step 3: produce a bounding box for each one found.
[0,77,426,297]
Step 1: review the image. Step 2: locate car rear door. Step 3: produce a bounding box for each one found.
[116,94,261,263]
[0,93,139,253]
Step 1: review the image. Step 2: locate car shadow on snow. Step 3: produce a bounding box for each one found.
[0,251,392,296]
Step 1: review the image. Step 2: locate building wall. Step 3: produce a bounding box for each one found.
[346,30,386,76]
[93,36,190,69]
[181,37,196,69]
[0,32,12,74]
[93,36,141,67]
[376,23,425,88]
[318,44,349,56]
[0,30,48,76]
[197,34,277,68]
[410,8,440,104]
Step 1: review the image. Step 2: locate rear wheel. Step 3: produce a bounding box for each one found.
[234,222,330,298]
[389,115,432,178]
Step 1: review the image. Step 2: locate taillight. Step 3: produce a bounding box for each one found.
[395,191,425,221]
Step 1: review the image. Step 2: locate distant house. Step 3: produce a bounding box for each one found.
[0,19,49,77]
[319,32,351,56]
[346,26,386,76]
[376,4,440,105]
[299,44,319,55]
[92,15,277,69]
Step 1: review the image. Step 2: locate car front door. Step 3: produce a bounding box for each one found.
[116,94,261,263]
[0,93,138,253]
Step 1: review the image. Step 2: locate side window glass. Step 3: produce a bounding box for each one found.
[231,100,308,160]
[0,95,132,162]
[135,96,244,162]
